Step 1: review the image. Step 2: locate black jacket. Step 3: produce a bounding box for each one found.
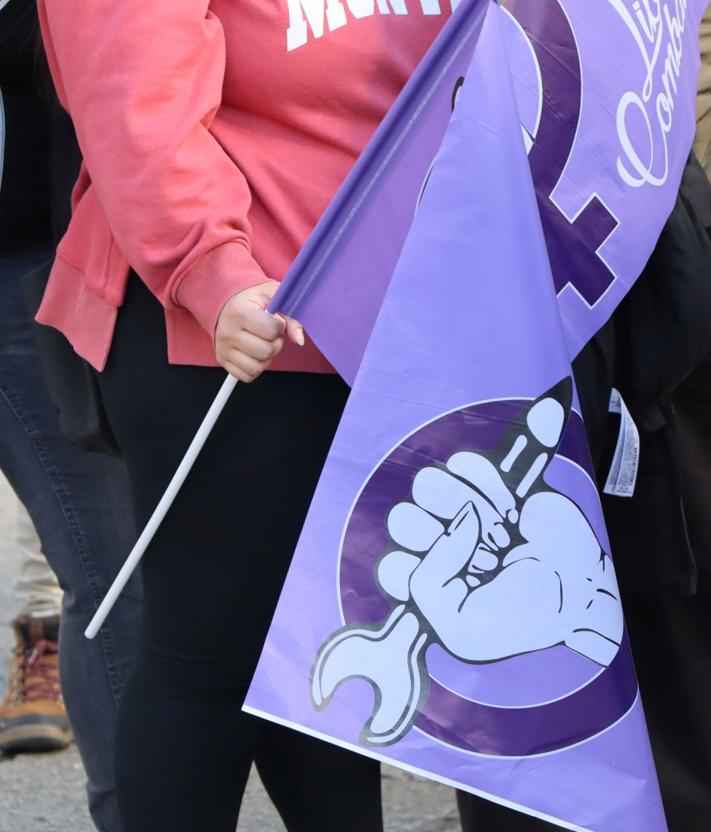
[574,155,711,595]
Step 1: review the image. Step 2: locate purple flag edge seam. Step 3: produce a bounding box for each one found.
[243,705,591,832]
[268,0,490,319]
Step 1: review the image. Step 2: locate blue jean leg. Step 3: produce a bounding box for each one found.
[0,249,142,832]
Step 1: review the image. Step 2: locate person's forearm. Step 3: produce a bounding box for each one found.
[38,0,267,336]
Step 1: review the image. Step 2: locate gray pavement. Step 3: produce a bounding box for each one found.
[0,473,460,831]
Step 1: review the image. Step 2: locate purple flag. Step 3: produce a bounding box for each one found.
[249,0,706,828]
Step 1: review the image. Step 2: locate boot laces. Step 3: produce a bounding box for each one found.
[8,639,62,705]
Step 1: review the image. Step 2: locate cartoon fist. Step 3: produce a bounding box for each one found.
[381,450,623,666]
[311,382,625,746]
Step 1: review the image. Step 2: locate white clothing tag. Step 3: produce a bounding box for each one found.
[603,388,640,498]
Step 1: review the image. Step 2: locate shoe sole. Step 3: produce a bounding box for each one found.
[0,722,73,754]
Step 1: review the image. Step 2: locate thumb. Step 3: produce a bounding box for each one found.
[412,503,480,591]
[283,315,305,347]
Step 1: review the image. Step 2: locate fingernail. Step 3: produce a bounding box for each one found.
[448,502,474,535]
[295,328,305,347]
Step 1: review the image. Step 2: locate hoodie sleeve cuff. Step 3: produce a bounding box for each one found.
[174,241,268,340]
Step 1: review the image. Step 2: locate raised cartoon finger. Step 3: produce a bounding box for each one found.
[412,467,481,519]
[387,502,444,552]
[413,466,511,551]
[410,503,480,593]
[447,453,516,518]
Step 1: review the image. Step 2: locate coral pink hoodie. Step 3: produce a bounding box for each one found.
[37,0,449,372]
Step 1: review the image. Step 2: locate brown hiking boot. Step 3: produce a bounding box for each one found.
[0,614,72,753]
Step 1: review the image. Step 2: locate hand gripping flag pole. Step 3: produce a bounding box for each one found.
[84,0,489,639]
[85,374,238,639]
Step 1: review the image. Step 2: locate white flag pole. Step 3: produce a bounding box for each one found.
[85,374,239,639]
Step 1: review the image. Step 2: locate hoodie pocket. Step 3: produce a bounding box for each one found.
[56,183,129,307]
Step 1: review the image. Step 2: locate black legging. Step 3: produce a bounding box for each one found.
[97,276,382,832]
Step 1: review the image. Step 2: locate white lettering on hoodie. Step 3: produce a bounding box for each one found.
[286,0,452,51]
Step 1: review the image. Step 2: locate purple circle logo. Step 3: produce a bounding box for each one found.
[311,381,637,756]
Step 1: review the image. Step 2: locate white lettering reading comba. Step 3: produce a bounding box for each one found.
[608,0,690,188]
